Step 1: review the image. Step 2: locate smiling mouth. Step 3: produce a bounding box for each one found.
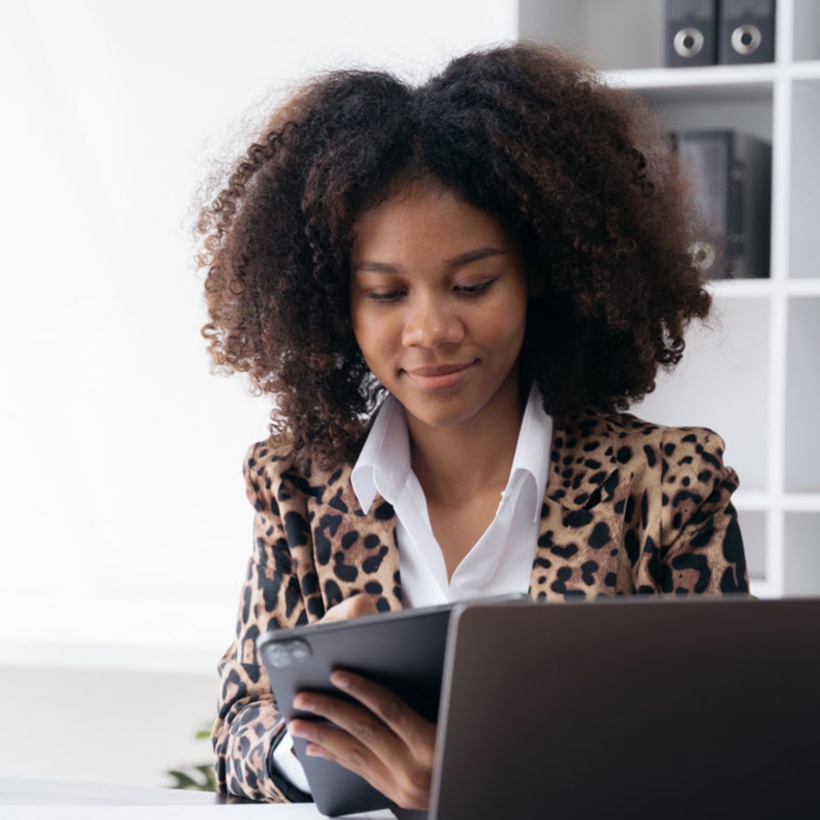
[403,361,477,391]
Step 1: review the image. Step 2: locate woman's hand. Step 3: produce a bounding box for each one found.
[318,593,379,623]
[289,670,436,810]
[289,594,436,810]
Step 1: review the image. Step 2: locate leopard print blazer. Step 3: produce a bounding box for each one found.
[212,407,749,801]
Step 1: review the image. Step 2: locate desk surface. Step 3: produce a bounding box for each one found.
[0,778,395,818]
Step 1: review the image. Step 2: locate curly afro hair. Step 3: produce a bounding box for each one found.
[196,42,710,469]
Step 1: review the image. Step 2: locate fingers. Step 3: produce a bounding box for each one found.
[329,671,436,754]
[319,593,379,623]
[290,678,436,810]
[291,689,404,762]
[288,713,394,796]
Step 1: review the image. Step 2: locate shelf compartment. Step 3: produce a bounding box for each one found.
[793,0,820,61]
[647,86,773,144]
[785,296,820,492]
[738,509,767,581]
[788,79,820,278]
[519,0,665,71]
[749,577,776,598]
[784,513,820,595]
[634,295,770,493]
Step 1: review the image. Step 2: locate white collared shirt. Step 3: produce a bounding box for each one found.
[273,385,553,790]
[351,385,552,606]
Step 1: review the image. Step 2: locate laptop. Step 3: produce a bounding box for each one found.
[428,596,820,820]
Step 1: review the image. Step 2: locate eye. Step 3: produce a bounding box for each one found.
[454,279,497,297]
[365,290,404,303]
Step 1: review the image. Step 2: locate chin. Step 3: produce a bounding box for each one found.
[402,397,486,431]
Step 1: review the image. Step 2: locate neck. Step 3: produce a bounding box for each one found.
[408,382,526,508]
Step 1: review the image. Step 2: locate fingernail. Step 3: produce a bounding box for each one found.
[294,694,315,711]
[305,744,323,758]
[330,671,350,689]
[289,722,307,737]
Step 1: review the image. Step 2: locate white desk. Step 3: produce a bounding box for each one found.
[0,778,395,819]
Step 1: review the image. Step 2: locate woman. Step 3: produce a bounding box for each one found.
[197,43,749,809]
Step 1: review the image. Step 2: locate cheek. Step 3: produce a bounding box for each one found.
[350,299,371,346]
[351,309,393,365]
[480,293,528,351]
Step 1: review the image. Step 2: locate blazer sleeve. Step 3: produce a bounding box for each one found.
[211,444,313,803]
[655,428,750,595]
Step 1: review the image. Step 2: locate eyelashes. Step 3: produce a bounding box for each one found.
[455,280,496,296]
[364,278,498,303]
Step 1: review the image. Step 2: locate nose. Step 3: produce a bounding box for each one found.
[401,294,464,349]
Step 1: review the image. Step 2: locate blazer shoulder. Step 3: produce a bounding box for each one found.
[607,412,727,471]
[592,412,736,506]
[243,439,297,478]
[242,438,356,510]
[563,407,724,457]
[242,439,331,516]
[553,407,733,498]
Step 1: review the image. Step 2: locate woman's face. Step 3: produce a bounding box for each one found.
[349,182,528,432]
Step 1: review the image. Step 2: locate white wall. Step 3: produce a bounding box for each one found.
[0,664,216,788]
[0,0,516,786]
[0,0,516,649]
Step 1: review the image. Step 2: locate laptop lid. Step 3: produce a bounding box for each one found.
[430,597,820,820]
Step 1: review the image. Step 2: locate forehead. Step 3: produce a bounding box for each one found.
[350,183,513,262]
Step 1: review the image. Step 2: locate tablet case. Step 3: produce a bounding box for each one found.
[257,602,454,816]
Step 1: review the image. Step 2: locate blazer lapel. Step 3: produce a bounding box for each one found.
[307,462,403,614]
[531,412,626,600]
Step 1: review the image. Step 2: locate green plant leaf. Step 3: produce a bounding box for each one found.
[167,770,200,790]
[165,721,218,791]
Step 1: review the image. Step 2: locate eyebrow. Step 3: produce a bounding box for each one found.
[353,246,507,274]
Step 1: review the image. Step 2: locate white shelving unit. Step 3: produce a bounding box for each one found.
[519,0,820,598]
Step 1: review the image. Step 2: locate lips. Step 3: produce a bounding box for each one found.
[402,361,477,391]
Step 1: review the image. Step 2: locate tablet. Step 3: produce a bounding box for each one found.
[257,594,526,817]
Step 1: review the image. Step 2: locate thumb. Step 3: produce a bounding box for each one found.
[320,593,378,623]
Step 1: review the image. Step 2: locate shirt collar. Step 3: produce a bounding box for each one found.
[351,385,553,521]
[351,395,411,513]
[509,385,553,522]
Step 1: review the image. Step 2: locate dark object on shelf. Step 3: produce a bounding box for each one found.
[718,0,776,64]
[665,0,718,67]
[672,130,772,279]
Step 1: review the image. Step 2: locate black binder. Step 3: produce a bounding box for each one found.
[718,0,776,64]
[673,130,772,279]
[665,0,718,67]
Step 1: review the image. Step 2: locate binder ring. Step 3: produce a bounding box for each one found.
[673,27,705,58]
[691,241,716,272]
[731,24,762,56]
